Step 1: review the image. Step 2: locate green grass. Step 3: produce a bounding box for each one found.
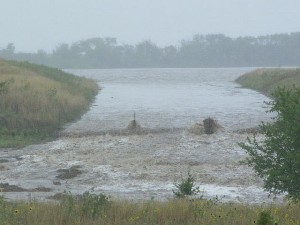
[0,193,299,225]
[0,59,98,148]
[236,68,300,96]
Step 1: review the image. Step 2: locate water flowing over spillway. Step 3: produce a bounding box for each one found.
[0,68,281,203]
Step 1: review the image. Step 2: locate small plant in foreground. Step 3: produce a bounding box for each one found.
[80,192,111,218]
[257,211,274,225]
[60,191,111,219]
[173,170,200,198]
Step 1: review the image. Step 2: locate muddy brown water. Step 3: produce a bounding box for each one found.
[0,68,282,203]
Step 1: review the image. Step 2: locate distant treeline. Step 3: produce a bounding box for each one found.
[1,32,300,68]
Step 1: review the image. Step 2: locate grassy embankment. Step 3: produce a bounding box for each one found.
[0,194,299,225]
[235,68,300,96]
[0,59,98,147]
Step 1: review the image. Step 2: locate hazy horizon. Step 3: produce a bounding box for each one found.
[1,0,299,52]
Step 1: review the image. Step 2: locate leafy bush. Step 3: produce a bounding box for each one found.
[257,211,274,225]
[239,87,300,200]
[60,191,111,220]
[80,192,111,218]
[173,171,200,198]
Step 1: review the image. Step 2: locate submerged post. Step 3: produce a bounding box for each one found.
[132,111,136,128]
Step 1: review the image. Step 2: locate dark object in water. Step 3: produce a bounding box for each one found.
[203,118,216,134]
[56,165,83,180]
[203,118,221,134]
[188,118,222,135]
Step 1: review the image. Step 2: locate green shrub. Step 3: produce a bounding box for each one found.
[80,192,111,218]
[239,87,300,200]
[257,211,274,225]
[173,171,200,198]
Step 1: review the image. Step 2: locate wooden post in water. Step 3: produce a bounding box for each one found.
[132,111,137,128]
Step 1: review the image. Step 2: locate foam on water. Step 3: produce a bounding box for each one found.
[0,68,282,203]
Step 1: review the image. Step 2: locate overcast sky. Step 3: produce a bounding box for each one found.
[1,0,299,52]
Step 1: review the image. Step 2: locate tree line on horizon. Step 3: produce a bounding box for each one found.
[1,32,300,69]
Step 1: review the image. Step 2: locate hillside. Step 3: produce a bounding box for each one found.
[236,68,300,96]
[0,59,98,147]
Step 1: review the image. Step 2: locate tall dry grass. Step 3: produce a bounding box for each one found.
[0,59,98,147]
[236,68,300,96]
[0,194,299,225]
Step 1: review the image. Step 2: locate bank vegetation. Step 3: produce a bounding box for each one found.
[0,59,98,147]
[0,193,299,225]
[236,68,300,96]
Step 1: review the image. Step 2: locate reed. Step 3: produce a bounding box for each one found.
[0,59,98,147]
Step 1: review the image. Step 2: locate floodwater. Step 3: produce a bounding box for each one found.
[64,68,271,134]
[0,68,281,203]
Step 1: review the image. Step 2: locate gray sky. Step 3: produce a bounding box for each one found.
[1,0,299,52]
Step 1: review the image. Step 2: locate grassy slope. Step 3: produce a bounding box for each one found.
[236,68,300,96]
[0,59,98,147]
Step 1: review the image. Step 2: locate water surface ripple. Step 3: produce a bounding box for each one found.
[65,68,270,134]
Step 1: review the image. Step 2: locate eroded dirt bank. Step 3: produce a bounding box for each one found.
[0,129,281,203]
